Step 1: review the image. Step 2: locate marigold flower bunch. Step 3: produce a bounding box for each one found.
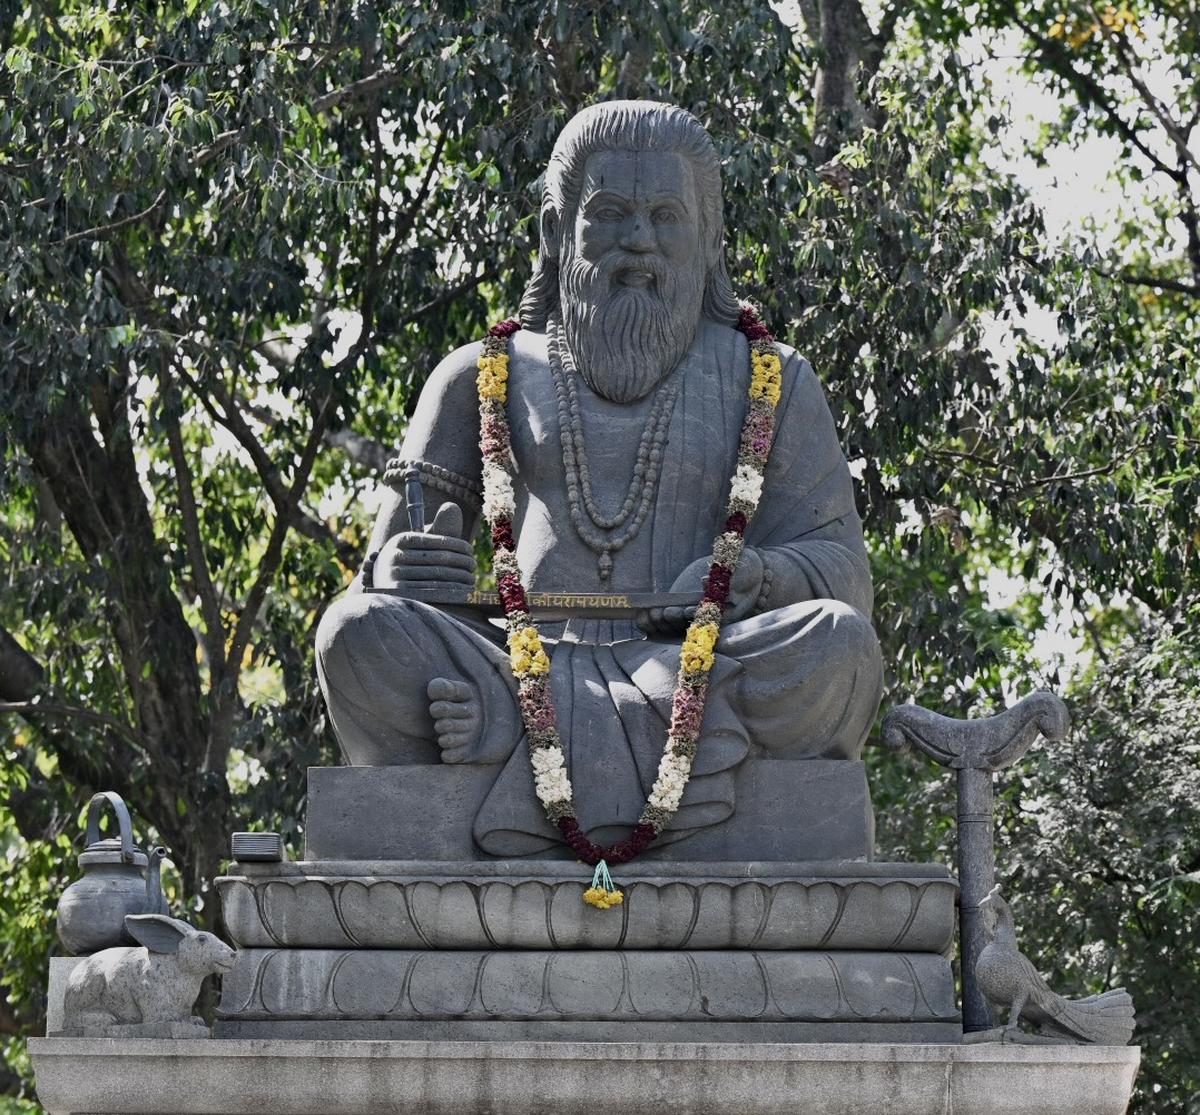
[508,625,551,677]
[680,622,719,675]
[476,352,510,400]
[749,348,782,407]
[582,886,625,910]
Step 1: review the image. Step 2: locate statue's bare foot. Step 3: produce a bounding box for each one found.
[428,677,487,763]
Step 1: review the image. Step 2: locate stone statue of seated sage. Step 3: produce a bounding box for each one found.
[316,101,882,864]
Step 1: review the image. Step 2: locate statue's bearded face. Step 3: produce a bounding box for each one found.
[558,150,706,403]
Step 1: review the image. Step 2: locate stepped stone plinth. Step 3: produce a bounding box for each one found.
[215,854,960,1043]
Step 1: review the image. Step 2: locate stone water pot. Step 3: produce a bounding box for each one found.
[56,791,168,955]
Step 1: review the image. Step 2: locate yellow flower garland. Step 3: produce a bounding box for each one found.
[477,353,510,400]
[509,625,551,677]
[749,350,782,406]
[680,622,719,675]
[582,886,625,909]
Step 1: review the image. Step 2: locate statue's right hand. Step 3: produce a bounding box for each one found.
[371,503,476,599]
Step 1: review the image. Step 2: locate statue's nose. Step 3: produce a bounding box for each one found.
[620,213,656,253]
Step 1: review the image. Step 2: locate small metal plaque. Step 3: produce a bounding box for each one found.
[230,832,285,863]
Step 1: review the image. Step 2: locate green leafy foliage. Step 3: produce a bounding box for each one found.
[1000,613,1200,1111]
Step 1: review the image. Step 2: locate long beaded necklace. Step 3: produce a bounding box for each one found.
[476,306,785,908]
[548,315,680,582]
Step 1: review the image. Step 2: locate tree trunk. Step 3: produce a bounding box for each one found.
[801,0,893,160]
[20,390,230,901]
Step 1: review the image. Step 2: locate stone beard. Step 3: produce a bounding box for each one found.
[558,213,706,404]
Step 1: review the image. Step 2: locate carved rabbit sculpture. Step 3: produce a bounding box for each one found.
[59,914,236,1037]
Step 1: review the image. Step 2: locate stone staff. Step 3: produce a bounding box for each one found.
[882,690,1070,1033]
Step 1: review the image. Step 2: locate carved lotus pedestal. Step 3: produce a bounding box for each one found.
[213,857,961,1043]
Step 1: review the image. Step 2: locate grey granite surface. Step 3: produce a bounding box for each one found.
[30,1036,1142,1114]
[216,859,955,953]
[303,759,874,862]
[315,102,884,858]
[215,948,958,1032]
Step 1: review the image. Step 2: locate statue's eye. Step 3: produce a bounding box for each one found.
[594,207,624,221]
[652,208,679,225]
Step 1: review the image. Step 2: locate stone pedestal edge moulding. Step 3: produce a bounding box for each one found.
[29,1037,1142,1115]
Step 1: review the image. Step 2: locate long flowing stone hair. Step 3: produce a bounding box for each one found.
[519,101,743,330]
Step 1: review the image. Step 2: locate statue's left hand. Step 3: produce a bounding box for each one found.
[640,548,764,635]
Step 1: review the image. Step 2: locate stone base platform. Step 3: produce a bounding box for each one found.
[304,760,875,861]
[29,1037,1141,1114]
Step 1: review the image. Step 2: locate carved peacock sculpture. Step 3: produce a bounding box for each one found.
[977,885,1135,1045]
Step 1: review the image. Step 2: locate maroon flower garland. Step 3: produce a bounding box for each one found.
[476,307,784,898]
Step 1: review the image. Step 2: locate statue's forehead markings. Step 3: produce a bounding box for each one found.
[583,186,690,211]
[582,150,690,203]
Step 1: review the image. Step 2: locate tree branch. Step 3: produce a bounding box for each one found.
[1012,434,1152,493]
[1112,272,1200,298]
[379,127,448,269]
[1109,33,1200,180]
[310,58,415,116]
[197,43,416,166]
[216,390,339,738]
[0,624,44,702]
[811,0,880,155]
[1016,17,1183,182]
[398,267,495,327]
[239,396,391,475]
[53,43,416,247]
[862,0,902,79]
[796,0,820,41]
[872,2,903,55]
[53,188,168,247]
[108,252,355,565]
[1176,173,1200,288]
[171,359,351,557]
[0,699,145,750]
[927,429,1153,494]
[158,363,226,676]
[203,97,393,754]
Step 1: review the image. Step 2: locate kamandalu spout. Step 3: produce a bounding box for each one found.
[144,846,168,915]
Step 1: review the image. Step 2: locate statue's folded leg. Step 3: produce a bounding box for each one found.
[315,594,519,766]
[719,599,882,760]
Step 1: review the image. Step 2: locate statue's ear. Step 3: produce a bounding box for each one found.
[125,914,191,954]
[540,203,561,262]
[703,219,723,270]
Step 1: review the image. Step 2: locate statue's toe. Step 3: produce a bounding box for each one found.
[428,677,473,703]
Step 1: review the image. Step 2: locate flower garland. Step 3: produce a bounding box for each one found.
[476,306,784,908]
